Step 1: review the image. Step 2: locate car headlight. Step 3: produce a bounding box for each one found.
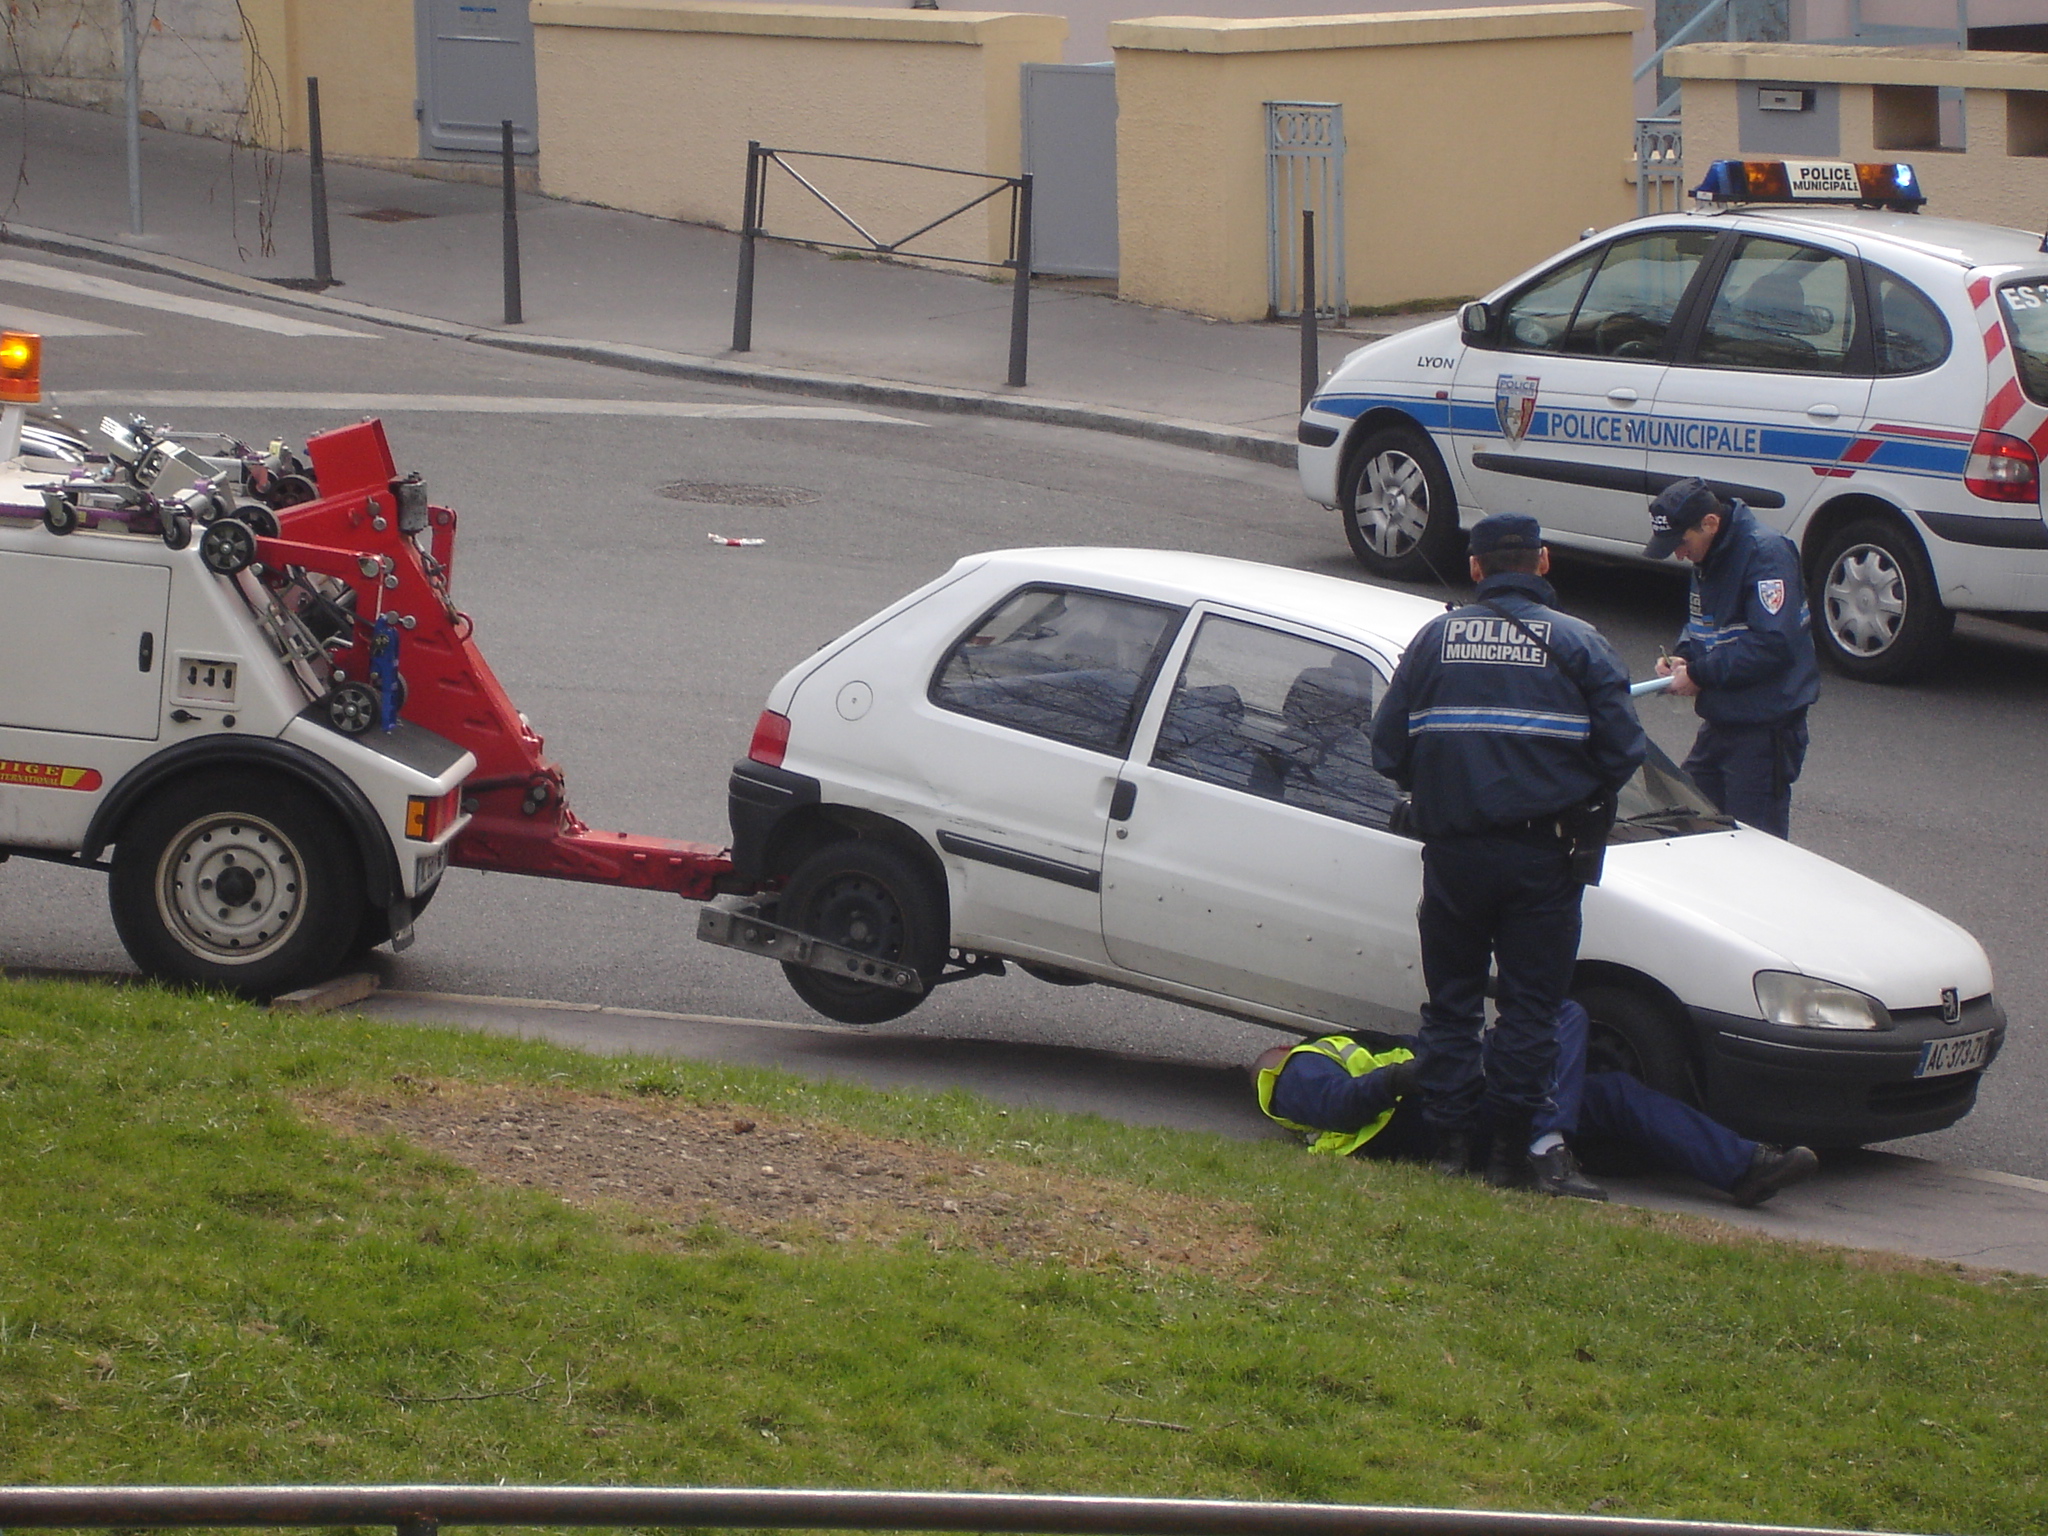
[1754,971,1892,1030]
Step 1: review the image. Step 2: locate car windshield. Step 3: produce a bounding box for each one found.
[1610,737,1733,841]
[1996,279,2048,405]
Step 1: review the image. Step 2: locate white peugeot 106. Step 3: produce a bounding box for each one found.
[702,546,2003,1149]
[1297,159,2048,681]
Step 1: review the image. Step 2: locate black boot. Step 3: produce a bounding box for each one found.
[1484,1134,1534,1190]
[1731,1144,1819,1207]
[1528,1142,1609,1201]
[1430,1126,1474,1178]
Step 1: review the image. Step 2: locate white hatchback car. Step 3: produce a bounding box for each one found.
[1297,158,2048,681]
[702,547,2003,1148]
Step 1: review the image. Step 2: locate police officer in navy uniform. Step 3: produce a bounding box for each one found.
[1370,513,1646,1196]
[1646,478,1820,841]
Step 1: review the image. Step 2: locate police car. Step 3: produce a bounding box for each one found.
[1298,159,2048,680]
[706,546,2003,1148]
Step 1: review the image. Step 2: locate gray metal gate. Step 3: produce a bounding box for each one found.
[1267,101,1344,320]
[1020,62,1118,278]
[414,0,539,159]
[1635,118,1683,216]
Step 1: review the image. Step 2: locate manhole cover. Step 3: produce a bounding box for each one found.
[351,208,434,223]
[658,482,820,508]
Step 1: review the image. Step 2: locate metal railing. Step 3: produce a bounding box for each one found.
[0,1484,1909,1536]
[730,143,1035,386]
[1266,101,1345,321]
[1635,118,1684,217]
[1634,0,1732,119]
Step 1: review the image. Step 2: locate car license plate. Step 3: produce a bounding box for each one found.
[1915,1030,1991,1078]
[415,847,448,890]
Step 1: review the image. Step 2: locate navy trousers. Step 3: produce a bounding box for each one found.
[1415,832,1581,1135]
[1268,1001,1757,1191]
[1683,711,1809,840]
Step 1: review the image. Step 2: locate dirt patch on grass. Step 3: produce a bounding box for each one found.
[306,1081,1267,1279]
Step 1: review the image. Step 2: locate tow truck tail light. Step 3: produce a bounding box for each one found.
[1964,430,2040,503]
[405,788,460,841]
[748,709,792,768]
[0,331,41,404]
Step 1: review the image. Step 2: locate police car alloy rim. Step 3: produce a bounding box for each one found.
[1352,448,1431,557]
[154,810,308,963]
[1822,541,1907,657]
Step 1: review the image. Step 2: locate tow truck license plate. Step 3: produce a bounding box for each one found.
[1915,1030,1991,1079]
[416,848,448,890]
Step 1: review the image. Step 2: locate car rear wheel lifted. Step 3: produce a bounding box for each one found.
[108,771,366,997]
[778,839,948,1025]
[1574,982,1696,1104]
[1339,424,1462,582]
[1809,516,1953,683]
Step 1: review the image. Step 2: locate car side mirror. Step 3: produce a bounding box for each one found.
[1459,301,1493,341]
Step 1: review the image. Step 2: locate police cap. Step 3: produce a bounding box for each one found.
[1644,477,1724,559]
[1467,512,1543,557]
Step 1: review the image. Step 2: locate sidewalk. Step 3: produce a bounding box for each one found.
[0,94,1440,462]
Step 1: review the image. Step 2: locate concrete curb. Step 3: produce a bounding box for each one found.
[0,221,1298,468]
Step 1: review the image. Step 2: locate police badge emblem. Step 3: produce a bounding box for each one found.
[1757,578,1786,614]
[1495,375,1540,444]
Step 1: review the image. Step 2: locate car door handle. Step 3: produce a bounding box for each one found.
[1108,781,1137,821]
[1807,404,1841,420]
[1606,387,1639,403]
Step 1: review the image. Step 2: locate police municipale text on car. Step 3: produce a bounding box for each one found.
[705,546,2002,1148]
[1298,158,2048,681]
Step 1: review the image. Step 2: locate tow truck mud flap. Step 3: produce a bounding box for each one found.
[696,897,924,995]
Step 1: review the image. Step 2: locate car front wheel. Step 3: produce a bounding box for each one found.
[1574,983,1696,1104]
[779,839,948,1025]
[1339,425,1460,582]
[1811,517,1952,683]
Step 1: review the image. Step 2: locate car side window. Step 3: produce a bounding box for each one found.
[930,586,1182,755]
[1499,230,1714,358]
[1870,266,1950,375]
[1694,237,1860,374]
[1151,614,1400,831]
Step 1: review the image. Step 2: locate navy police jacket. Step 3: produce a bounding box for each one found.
[1371,572,1647,838]
[1674,500,1821,727]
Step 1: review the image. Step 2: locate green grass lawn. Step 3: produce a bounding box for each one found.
[1,976,2042,1532]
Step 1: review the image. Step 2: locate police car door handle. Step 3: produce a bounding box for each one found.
[1606,387,1639,403]
[1108,780,1138,821]
[1807,403,1841,420]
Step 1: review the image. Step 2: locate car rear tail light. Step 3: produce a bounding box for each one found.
[405,788,460,841]
[1964,429,2040,503]
[748,709,792,767]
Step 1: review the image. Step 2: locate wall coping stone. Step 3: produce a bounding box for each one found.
[533,0,1062,45]
[1666,41,2048,92]
[1108,3,1635,57]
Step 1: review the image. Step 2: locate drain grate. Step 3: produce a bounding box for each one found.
[658,482,820,508]
[351,208,434,223]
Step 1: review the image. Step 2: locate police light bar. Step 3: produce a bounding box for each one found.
[1691,159,1925,212]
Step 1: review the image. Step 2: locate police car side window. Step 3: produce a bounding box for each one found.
[1695,238,1859,374]
[1870,267,1949,375]
[1499,248,1601,354]
[1498,232,1712,358]
[930,586,1183,755]
[1151,615,1401,831]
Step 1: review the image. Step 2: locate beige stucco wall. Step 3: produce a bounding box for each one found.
[1669,43,2048,232]
[1113,4,1640,320]
[239,0,418,159]
[532,0,1065,264]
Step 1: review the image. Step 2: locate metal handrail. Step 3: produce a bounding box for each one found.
[1633,0,1729,81]
[0,1485,1909,1536]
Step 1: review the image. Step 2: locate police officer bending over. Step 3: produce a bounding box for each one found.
[1647,478,1820,841]
[1370,513,1647,1197]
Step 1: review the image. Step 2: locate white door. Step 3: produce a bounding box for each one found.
[1098,609,1425,1033]
[1649,234,1872,531]
[1452,227,1716,548]
[0,549,167,739]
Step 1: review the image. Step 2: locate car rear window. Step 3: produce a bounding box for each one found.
[930,586,1183,754]
[1997,279,2048,404]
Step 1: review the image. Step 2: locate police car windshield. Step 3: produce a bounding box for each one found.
[1611,738,1731,840]
[1996,280,2048,405]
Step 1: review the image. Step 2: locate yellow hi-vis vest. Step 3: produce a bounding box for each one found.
[1255,1036,1416,1157]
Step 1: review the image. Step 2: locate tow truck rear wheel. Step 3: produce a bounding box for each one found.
[1339,425,1461,582]
[1811,517,1953,683]
[109,772,364,998]
[778,839,947,1025]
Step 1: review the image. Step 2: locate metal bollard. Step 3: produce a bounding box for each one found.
[733,141,761,353]
[1006,172,1034,388]
[1299,208,1318,412]
[501,120,523,326]
[307,78,333,287]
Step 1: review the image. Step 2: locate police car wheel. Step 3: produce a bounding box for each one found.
[1811,518,1953,683]
[778,839,947,1025]
[1339,426,1459,581]
[108,771,364,998]
[1574,983,1696,1104]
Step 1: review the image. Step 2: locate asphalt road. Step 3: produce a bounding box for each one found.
[3,250,2044,1178]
